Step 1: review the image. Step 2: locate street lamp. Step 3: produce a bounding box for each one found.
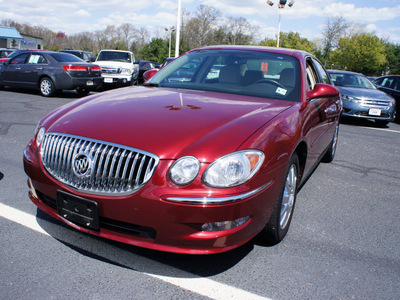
[266,0,295,48]
[175,0,182,58]
[165,26,175,58]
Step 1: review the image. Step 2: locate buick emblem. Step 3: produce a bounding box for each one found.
[72,153,92,177]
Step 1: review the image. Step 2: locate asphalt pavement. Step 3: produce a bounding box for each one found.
[0,87,399,300]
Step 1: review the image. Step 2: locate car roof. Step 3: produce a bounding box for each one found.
[192,45,311,59]
[99,49,132,53]
[328,69,364,76]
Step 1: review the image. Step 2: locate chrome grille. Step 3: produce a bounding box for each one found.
[101,67,121,74]
[361,99,391,108]
[41,133,159,196]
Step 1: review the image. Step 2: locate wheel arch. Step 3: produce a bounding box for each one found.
[292,141,307,183]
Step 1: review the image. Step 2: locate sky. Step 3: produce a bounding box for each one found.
[1,0,400,44]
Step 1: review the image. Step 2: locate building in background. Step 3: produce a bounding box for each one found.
[0,26,43,49]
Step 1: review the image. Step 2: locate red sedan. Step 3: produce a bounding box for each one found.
[23,46,341,254]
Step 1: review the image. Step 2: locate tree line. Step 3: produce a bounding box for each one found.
[2,5,399,76]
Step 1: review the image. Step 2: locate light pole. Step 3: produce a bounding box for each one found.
[266,0,295,48]
[175,0,181,58]
[165,26,175,58]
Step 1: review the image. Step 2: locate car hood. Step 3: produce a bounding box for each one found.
[95,61,133,68]
[44,87,294,161]
[338,86,392,100]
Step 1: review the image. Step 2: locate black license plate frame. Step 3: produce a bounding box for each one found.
[56,191,99,231]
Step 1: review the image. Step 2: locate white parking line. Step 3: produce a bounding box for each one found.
[0,202,271,300]
[362,126,400,134]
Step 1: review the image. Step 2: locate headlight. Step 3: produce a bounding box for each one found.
[203,150,264,188]
[389,97,396,108]
[342,94,362,104]
[169,156,200,185]
[36,127,45,147]
[120,68,132,75]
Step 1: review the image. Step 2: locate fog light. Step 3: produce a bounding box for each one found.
[201,216,250,231]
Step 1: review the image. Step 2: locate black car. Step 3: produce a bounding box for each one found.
[138,60,160,84]
[59,50,96,63]
[0,51,102,96]
[373,75,400,122]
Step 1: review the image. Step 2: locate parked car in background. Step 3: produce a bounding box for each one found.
[0,50,102,96]
[0,49,44,64]
[137,60,160,84]
[328,70,395,126]
[160,57,174,68]
[142,57,175,82]
[0,48,15,58]
[373,75,400,122]
[59,50,96,63]
[24,45,341,254]
[95,50,139,86]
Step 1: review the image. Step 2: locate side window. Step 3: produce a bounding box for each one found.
[312,59,331,84]
[374,78,383,86]
[306,59,317,90]
[28,54,47,64]
[10,53,29,64]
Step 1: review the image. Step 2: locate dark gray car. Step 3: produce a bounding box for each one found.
[328,70,396,126]
[0,51,102,96]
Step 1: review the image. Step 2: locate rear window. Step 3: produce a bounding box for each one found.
[50,53,84,63]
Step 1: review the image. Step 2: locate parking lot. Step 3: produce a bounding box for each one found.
[1,87,399,299]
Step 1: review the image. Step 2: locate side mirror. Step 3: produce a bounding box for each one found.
[3,60,10,66]
[307,83,339,100]
[143,69,159,82]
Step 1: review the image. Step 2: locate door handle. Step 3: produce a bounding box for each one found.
[36,67,43,70]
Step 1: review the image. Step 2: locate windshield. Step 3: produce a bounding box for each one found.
[329,72,376,89]
[97,51,132,63]
[146,49,301,102]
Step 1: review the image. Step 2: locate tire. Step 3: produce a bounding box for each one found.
[322,124,339,163]
[375,120,389,127]
[76,87,90,96]
[264,153,299,244]
[39,77,56,97]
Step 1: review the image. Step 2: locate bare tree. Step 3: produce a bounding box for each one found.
[321,16,349,66]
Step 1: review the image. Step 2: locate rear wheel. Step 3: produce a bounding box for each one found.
[264,153,299,244]
[39,77,56,97]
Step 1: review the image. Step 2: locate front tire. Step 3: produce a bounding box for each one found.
[264,153,299,244]
[39,77,56,97]
[76,87,90,96]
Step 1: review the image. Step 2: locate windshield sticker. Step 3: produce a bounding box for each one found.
[276,87,287,96]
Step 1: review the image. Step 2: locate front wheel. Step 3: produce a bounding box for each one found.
[76,87,90,96]
[264,153,299,244]
[39,77,56,97]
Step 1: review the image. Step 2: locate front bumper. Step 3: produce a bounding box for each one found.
[342,101,395,121]
[101,74,135,85]
[23,144,279,254]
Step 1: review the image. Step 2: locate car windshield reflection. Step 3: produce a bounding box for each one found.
[146,49,301,102]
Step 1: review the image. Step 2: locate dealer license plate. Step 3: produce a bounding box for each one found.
[369,108,381,116]
[57,191,99,231]
[86,80,94,86]
[104,78,113,83]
